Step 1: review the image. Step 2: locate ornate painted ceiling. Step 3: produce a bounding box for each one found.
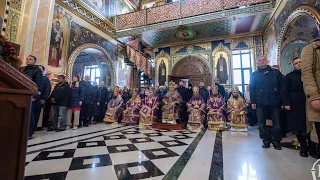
[281,15,319,49]
[140,11,272,47]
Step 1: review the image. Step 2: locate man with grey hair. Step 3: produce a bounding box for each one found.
[250,55,283,150]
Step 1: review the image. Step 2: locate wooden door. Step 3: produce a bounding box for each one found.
[172,56,211,87]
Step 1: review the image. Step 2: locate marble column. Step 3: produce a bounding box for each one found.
[31,0,54,67]
[16,0,39,65]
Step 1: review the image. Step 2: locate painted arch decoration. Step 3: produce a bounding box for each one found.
[277,6,320,75]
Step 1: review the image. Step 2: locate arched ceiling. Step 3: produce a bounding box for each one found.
[281,15,319,49]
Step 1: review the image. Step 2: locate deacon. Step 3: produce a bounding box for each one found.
[162,81,182,124]
[140,88,160,127]
[104,88,124,124]
[207,85,227,131]
[227,87,248,131]
[187,86,206,130]
[122,88,142,125]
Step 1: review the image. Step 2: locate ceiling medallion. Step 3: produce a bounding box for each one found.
[175,26,197,40]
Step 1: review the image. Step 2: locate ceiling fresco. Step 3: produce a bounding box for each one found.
[140,11,272,47]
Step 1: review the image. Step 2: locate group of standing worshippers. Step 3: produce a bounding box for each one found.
[250,41,320,159]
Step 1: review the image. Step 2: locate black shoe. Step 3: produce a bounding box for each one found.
[272,142,282,150]
[28,136,33,140]
[262,140,270,148]
[299,151,308,157]
[55,129,66,132]
[35,127,43,131]
[47,127,56,131]
[84,124,89,127]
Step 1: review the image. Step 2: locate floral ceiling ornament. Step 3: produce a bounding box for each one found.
[175,26,197,40]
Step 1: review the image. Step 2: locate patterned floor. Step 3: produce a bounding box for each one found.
[25,124,318,180]
[25,126,201,180]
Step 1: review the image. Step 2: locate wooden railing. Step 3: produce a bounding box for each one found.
[116,0,270,30]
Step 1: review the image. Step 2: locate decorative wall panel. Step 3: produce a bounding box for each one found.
[147,3,180,24]
[116,10,146,30]
[231,37,254,49]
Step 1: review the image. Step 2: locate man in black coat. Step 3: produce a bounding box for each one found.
[186,84,193,102]
[48,75,70,132]
[199,82,209,103]
[90,81,101,124]
[177,80,188,126]
[250,55,283,150]
[214,78,226,99]
[36,65,51,130]
[22,55,43,139]
[99,81,108,122]
[80,75,92,127]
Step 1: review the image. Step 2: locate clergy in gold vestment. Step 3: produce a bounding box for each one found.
[227,87,248,132]
[122,89,142,125]
[187,86,206,130]
[139,88,160,127]
[162,81,182,124]
[104,88,124,124]
[207,85,227,131]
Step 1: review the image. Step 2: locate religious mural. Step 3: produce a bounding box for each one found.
[82,0,115,22]
[264,22,277,65]
[116,55,131,88]
[69,21,118,61]
[48,5,72,74]
[281,41,307,75]
[212,42,230,85]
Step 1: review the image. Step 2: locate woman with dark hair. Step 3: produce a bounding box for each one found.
[66,76,83,130]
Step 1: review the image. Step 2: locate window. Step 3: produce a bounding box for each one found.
[84,65,100,84]
[232,50,253,92]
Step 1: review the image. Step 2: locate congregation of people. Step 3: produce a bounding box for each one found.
[20,39,320,160]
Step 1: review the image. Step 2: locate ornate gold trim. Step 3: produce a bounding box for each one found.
[56,0,116,38]
[67,43,117,87]
[149,32,262,49]
[212,42,232,85]
[277,5,320,68]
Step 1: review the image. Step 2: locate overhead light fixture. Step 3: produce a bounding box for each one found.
[239,5,247,9]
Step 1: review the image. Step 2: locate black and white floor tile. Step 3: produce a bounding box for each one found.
[25,125,318,179]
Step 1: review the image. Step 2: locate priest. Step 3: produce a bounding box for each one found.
[187,86,206,130]
[139,88,160,127]
[207,85,227,131]
[122,88,142,125]
[104,88,124,124]
[227,86,248,132]
[162,81,182,124]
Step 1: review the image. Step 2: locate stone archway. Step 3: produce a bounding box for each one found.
[67,43,116,87]
[172,55,211,87]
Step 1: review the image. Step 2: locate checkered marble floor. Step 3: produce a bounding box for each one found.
[25,126,199,180]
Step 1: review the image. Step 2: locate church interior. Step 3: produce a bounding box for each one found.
[1,0,320,179]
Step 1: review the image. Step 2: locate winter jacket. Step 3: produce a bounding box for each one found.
[122,91,131,104]
[177,86,187,102]
[80,80,92,104]
[250,65,283,107]
[214,83,226,99]
[301,39,320,125]
[91,86,101,103]
[22,65,43,94]
[51,82,70,106]
[38,75,51,108]
[199,87,209,103]
[99,87,109,103]
[68,81,83,108]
